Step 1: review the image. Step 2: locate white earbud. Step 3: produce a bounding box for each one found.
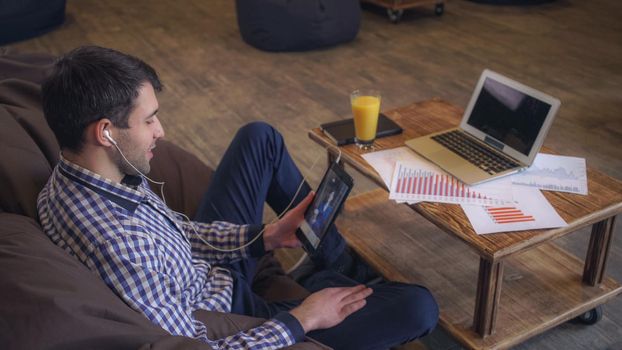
[104,129,117,145]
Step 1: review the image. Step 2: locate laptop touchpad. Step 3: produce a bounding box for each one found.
[432,149,465,170]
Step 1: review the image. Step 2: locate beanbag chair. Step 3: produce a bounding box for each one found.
[235,0,361,52]
[0,0,66,45]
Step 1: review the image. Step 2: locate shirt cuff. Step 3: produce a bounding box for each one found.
[246,224,265,258]
[273,311,306,342]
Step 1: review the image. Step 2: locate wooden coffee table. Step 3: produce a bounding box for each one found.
[308,99,622,349]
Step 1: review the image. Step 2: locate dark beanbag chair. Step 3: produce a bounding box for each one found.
[235,0,361,52]
[0,0,66,45]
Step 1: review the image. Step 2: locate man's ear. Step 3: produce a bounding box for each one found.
[93,119,115,147]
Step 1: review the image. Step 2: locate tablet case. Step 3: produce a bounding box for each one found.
[320,113,403,146]
[297,162,353,253]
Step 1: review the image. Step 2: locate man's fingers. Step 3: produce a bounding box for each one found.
[340,299,367,318]
[279,192,314,229]
[291,191,315,216]
[329,285,368,300]
[300,191,315,207]
[287,238,302,248]
[341,285,373,304]
[333,285,368,298]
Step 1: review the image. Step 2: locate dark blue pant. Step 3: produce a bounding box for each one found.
[195,122,439,349]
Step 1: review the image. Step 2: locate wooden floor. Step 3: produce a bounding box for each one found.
[5,0,621,348]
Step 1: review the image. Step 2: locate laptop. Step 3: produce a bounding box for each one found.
[405,69,561,185]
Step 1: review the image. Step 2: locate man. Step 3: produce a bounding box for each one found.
[37,46,438,349]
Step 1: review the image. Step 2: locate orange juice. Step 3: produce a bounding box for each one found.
[351,95,381,142]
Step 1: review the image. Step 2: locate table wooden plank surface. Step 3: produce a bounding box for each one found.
[309,99,622,260]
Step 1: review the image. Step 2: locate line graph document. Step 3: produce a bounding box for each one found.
[389,160,514,206]
[461,187,567,234]
[511,153,588,195]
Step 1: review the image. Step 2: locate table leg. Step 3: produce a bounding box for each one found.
[583,216,617,286]
[473,258,504,337]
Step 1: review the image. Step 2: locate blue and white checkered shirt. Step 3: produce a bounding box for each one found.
[37,157,303,349]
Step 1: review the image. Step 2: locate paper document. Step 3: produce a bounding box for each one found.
[389,160,514,206]
[361,147,421,189]
[512,153,588,195]
[461,187,567,234]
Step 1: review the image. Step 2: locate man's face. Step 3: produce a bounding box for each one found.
[113,83,164,176]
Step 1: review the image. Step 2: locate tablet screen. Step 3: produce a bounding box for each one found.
[298,164,353,250]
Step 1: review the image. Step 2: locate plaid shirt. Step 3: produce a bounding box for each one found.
[37,157,303,349]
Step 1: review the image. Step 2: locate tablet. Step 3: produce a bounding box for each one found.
[296,163,354,253]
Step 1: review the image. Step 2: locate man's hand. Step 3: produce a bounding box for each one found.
[263,192,314,251]
[289,285,373,332]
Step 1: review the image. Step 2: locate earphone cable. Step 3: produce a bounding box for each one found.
[112,137,341,252]
[172,146,340,252]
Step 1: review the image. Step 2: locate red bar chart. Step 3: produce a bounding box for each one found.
[389,163,511,206]
[485,207,535,224]
[461,186,567,234]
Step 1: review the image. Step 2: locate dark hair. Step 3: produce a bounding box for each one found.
[42,46,162,152]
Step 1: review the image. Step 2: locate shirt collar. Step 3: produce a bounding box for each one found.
[57,156,147,212]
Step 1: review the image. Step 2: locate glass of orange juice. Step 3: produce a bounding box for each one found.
[351,89,381,150]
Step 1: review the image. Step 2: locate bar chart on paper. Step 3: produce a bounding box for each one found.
[389,162,513,206]
[486,206,534,224]
[461,187,567,234]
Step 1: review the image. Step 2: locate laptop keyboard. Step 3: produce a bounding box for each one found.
[431,130,520,175]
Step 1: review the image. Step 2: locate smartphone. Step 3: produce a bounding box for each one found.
[296,163,354,253]
[320,113,403,146]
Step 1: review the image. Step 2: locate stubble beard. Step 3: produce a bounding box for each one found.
[113,141,150,177]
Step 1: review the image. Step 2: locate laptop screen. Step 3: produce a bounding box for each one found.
[466,77,552,156]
